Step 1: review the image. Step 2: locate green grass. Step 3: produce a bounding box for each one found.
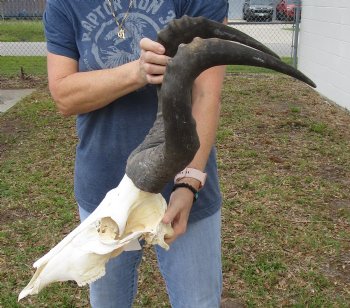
[218,75,350,306]
[1,75,350,307]
[0,57,291,78]
[0,20,46,77]
[0,18,292,77]
[0,56,47,76]
[227,57,293,74]
[0,20,45,42]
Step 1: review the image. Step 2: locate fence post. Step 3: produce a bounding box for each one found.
[272,0,279,21]
[0,0,4,19]
[292,0,301,68]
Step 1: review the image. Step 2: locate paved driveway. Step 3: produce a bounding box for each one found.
[230,22,295,57]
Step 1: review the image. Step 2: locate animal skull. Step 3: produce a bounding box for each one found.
[19,16,316,301]
[18,175,173,300]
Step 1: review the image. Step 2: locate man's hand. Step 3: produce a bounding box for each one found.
[162,189,193,244]
[139,38,170,85]
[46,37,170,115]
[162,178,201,244]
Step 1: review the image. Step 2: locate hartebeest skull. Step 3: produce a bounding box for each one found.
[19,16,316,300]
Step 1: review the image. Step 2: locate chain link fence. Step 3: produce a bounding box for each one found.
[0,0,46,77]
[0,0,301,77]
[228,0,301,61]
[0,0,45,18]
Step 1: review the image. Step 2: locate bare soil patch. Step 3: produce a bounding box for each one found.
[0,75,47,89]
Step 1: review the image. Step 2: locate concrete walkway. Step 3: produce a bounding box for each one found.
[0,89,35,113]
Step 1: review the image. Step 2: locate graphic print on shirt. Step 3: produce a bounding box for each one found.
[80,0,175,70]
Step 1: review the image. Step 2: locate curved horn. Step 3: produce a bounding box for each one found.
[157,15,280,59]
[126,18,316,193]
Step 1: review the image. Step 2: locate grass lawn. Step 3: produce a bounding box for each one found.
[1,74,350,307]
[0,57,47,77]
[0,20,45,42]
[0,19,292,77]
[227,57,293,74]
[0,56,292,79]
[0,20,46,77]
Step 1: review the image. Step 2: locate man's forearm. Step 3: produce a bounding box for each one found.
[48,38,169,116]
[48,54,146,116]
[184,65,226,185]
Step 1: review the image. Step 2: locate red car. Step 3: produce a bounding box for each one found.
[276,0,301,21]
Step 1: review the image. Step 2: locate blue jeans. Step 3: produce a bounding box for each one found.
[79,206,222,308]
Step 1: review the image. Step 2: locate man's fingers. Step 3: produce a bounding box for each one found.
[140,37,165,54]
[163,211,179,244]
[162,191,193,244]
[141,51,170,67]
[146,74,164,84]
[139,38,169,85]
[142,62,167,75]
[164,217,187,245]
[162,204,178,225]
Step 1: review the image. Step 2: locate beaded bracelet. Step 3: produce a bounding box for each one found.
[172,182,199,202]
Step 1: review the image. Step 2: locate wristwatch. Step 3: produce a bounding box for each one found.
[174,167,207,189]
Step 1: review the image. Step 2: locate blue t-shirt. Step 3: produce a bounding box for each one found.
[44,0,228,222]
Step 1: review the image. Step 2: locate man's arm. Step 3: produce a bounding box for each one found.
[162,64,226,243]
[162,16,228,244]
[47,38,169,116]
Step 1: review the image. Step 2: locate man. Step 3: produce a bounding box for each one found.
[44,0,228,306]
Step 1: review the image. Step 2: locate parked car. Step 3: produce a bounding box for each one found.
[243,0,274,22]
[276,0,301,21]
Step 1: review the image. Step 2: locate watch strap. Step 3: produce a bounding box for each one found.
[172,183,199,202]
[174,167,207,189]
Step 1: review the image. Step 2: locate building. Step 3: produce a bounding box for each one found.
[298,0,350,110]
